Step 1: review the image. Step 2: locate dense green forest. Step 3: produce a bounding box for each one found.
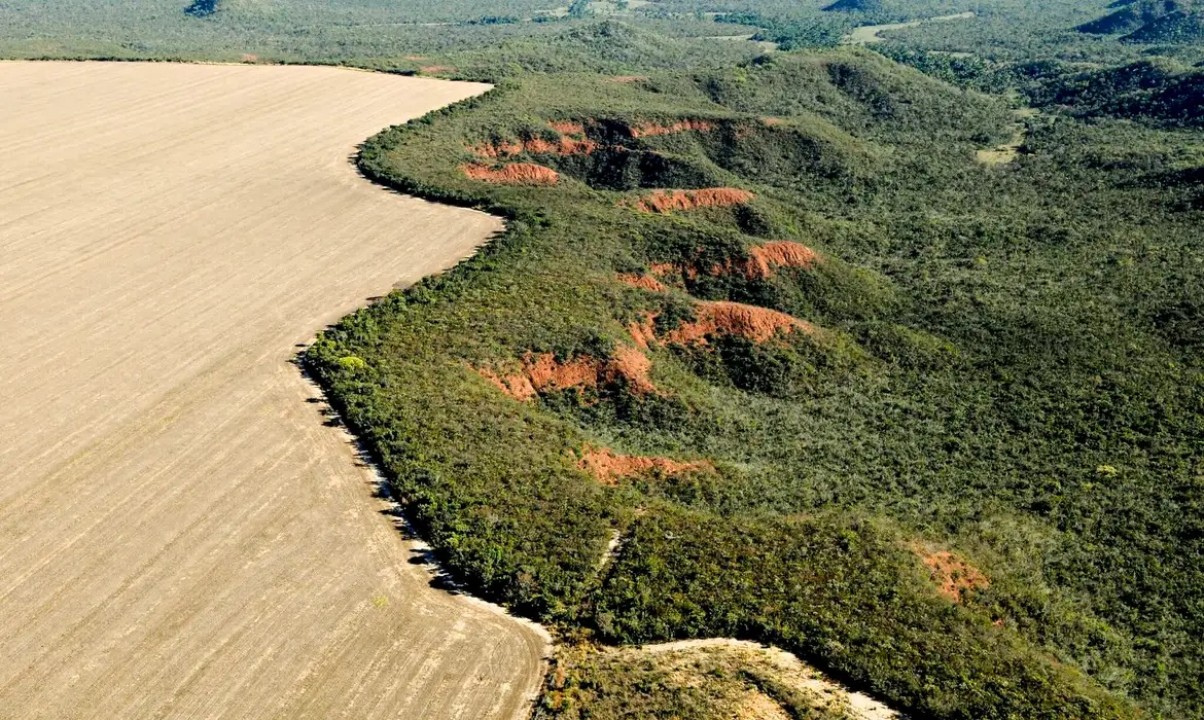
[5,2,1201,719]
[4,0,1202,65]
[301,22,1201,720]
[1078,0,1204,44]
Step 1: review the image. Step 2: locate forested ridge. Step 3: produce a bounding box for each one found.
[303,25,1203,720]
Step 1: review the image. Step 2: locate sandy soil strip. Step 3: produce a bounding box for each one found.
[0,61,546,720]
[642,639,899,720]
[843,11,975,45]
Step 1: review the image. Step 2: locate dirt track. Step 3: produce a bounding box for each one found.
[0,61,547,719]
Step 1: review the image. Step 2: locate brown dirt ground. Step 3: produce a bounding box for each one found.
[628,312,660,350]
[477,347,655,400]
[741,241,820,279]
[616,272,667,292]
[628,119,715,138]
[471,135,597,159]
[548,120,587,136]
[636,640,900,720]
[632,188,754,213]
[577,448,713,485]
[666,301,814,346]
[419,64,458,75]
[911,545,991,603]
[656,241,819,282]
[463,162,560,185]
[0,61,547,720]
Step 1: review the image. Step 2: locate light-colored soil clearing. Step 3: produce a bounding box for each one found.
[640,639,900,720]
[977,107,1038,166]
[843,11,976,45]
[0,61,548,720]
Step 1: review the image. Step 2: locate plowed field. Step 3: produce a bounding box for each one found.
[0,61,546,720]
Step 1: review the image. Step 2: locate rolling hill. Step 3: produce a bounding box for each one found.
[1078,0,1204,43]
[309,39,1204,720]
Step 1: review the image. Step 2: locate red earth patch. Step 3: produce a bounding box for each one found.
[631,188,754,214]
[578,447,713,485]
[461,162,560,185]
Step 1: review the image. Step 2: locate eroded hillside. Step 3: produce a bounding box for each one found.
[308,47,1204,720]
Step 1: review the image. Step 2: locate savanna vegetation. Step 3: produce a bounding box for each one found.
[300,25,1203,720]
[6,1,1201,719]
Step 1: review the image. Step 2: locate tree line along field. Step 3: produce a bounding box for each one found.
[303,25,1204,720]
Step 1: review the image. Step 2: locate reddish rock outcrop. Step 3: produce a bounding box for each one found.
[631,188,754,214]
[665,301,814,346]
[578,447,714,485]
[461,163,560,185]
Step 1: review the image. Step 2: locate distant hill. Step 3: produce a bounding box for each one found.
[1122,6,1204,40]
[1077,0,1204,43]
[1024,59,1204,127]
[822,0,886,12]
[184,0,219,17]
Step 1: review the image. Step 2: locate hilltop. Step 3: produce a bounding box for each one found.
[1023,58,1204,127]
[823,0,886,13]
[1078,0,1204,43]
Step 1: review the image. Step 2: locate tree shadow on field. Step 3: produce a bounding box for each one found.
[292,355,472,597]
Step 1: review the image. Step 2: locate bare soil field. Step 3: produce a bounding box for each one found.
[843,12,976,45]
[0,61,547,719]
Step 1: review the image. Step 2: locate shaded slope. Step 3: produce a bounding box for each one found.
[1078,0,1190,34]
[1078,0,1204,42]
[1024,59,1204,127]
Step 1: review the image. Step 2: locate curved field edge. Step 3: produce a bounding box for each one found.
[303,55,1196,719]
[0,61,546,720]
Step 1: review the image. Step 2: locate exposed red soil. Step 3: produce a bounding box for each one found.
[629,119,716,138]
[627,312,659,350]
[471,140,523,158]
[548,120,587,136]
[665,301,813,346]
[525,352,599,391]
[478,348,655,401]
[239,53,260,64]
[617,273,667,292]
[461,162,560,185]
[650,242,819,283]
[527,136,598,156]
[733,241,820,279]
[603,345,656,394]
[631,188,754,214]
[477,367,539,401]
[912,546,990,603]
[578,447,714,485]
[419,65,457,75]
[750,242,819,272]
[471,135,598,159]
